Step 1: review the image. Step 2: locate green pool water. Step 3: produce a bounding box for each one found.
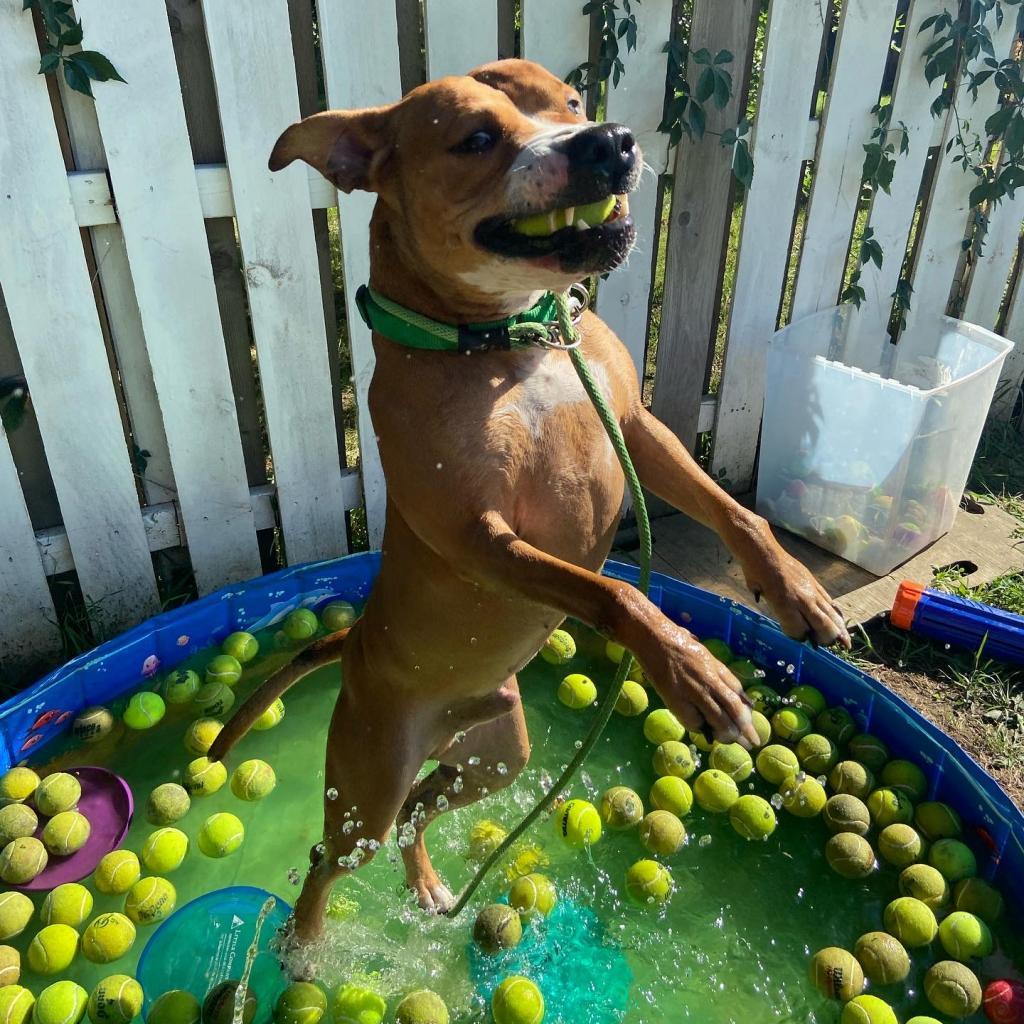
[18,620,1024,1023]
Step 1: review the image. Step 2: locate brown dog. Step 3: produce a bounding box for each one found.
[210,59,849,947]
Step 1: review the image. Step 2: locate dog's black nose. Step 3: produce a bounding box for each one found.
[565,123,636,178]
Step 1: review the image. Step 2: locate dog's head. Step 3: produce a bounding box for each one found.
[270,59,641,304]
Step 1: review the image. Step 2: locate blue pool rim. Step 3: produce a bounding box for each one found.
[2,551,1022,911]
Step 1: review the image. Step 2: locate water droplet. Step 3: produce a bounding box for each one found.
[699,834,712,847]
[287,868,301,885]
[452,777,464,794]
[356,820,364,828]
[356,838,368,848]
[454,731,467,743]
[315,843,326,855]
[770,793,784,809]
[342,820,355,835]
[435,462,443,470]
[574,740,583,749]
[469,637,478,646]
[497,762,508,775]
[326,787,338,800]
[468,756,481,766]
[436,795,449,811]
[479,787,489,796]
[367,839,380,852]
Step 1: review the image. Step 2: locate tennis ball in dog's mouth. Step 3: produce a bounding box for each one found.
[511,195,617,237]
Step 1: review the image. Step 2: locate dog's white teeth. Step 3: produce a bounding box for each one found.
[575,219,589,231]
[564,207,575,227]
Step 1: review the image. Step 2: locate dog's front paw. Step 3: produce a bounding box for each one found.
[411,872,456,915]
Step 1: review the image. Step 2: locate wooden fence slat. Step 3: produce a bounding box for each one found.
[76,0,263,592]
[0,7,160,631]
[710,0,827,492]
[521,0,592,82]
[423,0,498,79]
[652,0,758,450]
[202,1,348,565]
[596,0,674,374]
[791,0,899,320]
[992,267,1024,420]
[316,0,404,548]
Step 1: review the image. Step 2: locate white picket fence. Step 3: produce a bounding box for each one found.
[1,0,1023,677]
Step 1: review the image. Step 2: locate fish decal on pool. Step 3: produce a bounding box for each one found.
[141,655,160,678]
[19,733,44,752]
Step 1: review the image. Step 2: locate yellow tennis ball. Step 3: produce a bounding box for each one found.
[780,776,827,818]
[809,946,864,1001]
[205,654,243,688]
[321,601,357,632]
[331,984,385,1024]
[823,794,871,837]
[124,876,176,926]
[785,685,827,716]
[0,944,20,986]
[899,864,950,910]
[825,833,876,879]
[938,910,993,960]
[599,786,644,830]
[0,987,34,1024]
[491,976,544,1024]
[729,794,777,840]
[745,683,780,713]
[198,812,245,857]
[866,788,914,828]
[880,759,928,801]
[540,629,575,664]
[796,733,838,774]
[34,982,87,1024]
[952,877,1003,924]
[0,836,47,883]
[184,718,223,756]
[146,782,191,826]
[693,769,739,813]
[649,776,693,817]
[93,851,140,895]
[553,798,602,848]
[473,905,523,955]
[624,859,672,905]
[688,729,714,753]
[41,884,94,928]
[182,756,228,797]
[816,706,857,745]
[0,803,38,844]
[0,891,35,940]
[87,975,143,1024]
[164,668,202,705]
[0,767,40,806]
[915,801,963,840]
[273,982,327,1024]
[557,674,596,710]
[883,896,937,947]
[877,823,925,867]
[394,990,448,1024]
[35,772,81,815]
[928,838,977,882]
[755,744,799,785]
[750,709,772,747]
[614,680,648,717]
[854,931,910,985]
[283,608,320,642]
[42,810,91,855]
[147,991,201,1024]
[841,994,897,1024]
[924,960,982,1017]
[605,640,626,663]
[193,682,235,718]
[124,691,166,730]
[72,707,115,745]
[639,810,686,855]
[829,760,875,799]
[508,873,557,919]
[222,631,259,664]
[643,709,684,745]
[231,760,277,801]
[253,698,285,731]
[771,707,812,742]
[652,741,696,779]
[709,743,754,781]
[847,733,890,772]
[141,827,189,873]
[27,923,80,975]
[468,820,507,862]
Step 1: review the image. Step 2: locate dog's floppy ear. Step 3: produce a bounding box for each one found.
[269,107,392,193]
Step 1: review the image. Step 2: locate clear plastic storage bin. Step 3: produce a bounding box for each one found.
[756,305,1012,576]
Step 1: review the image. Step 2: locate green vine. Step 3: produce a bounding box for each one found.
[567,0,640,91]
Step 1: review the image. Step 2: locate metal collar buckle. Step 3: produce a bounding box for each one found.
[526,283,590,351]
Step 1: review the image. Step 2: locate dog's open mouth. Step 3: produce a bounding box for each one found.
[508,194,629,237]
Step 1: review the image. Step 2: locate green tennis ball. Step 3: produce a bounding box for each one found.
[146,783,191,826]
[0,803,38,844]
[796,733,838,774]
[0,836,47,883]
[688,729,714,754]
[125,876,176,926]
[729,659,761,685]
[222,631,259,664]
[81,911,136,963]
[273,984,326,1024]
[473,904,523,954]
[627,661,648,687]
[93,851,141,895]
[878,824,925,867]
[34,982,87,1024]
[786,685,826,716]
[729,794,777,840]
[198,812,245,857]
[182,757,228,797]
[915,801,962,840]
[652,741,696,780]
[854,931,910,985]
[952,877,1003,924]
[756,744,800,785]
[0,987,34,1024]
[825,833,876,879]
[0,767,40,806]
[72,706,115,745]
[0,891,34,940]
[771,707,812,742]
[193,682,235,718]
[605,640,627,664]
[204,654,243,688]
[394,990,448,1024]
[282,608,320,643]
[745,683,781,713]
[614,680,648,717]
[710,743,754,781]
[558,673,596,709]
[847,733,890,772]
[809,946,864,1001]
[124,692,166,730]
[491,976,543,1024]
[599,786,644,830]
[816,707,857,745]
[866,788,914,828]
[649,776,693,817]
[88,975,144,1024]
[553,799,602,847]
[184,718,223,756]
[35,772,81,815]
[27,923,79,974]
[840,994,897,1024]
[898,863,950,911]
[0,944,20,986]
[253,698,286,731]
[202,982,256,1024]
[924,960,982,1017]
[928,838,977,882]
[625,859,673,905]
[639,810,686,855]
[320,601,357,632]
[938,910,993,960]
[147,991,201,1024]
[905,1018,942,1024]
[702,638,734,663]
[539,629,575,665]
[231,759,277,801]
[142,827,189,873]
[41,884,94,928]
[693,769,740,813]
[643,709,684,745]
[823,795,871,836]
[750,710,772,747]
[164,669,202,706]
[42,810,91,855]
[880,759,928,801]
[780,776,826,818]
[883,896,937,947]
[829,761,875,799]
[508,873,557,919]
[331,985,385,1024]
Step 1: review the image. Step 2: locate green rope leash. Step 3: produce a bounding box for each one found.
[449,290,652,917]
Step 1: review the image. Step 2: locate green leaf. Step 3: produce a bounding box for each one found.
[38,50,61,74]
[969,180,993,207]
[712,67,732,108]
[688,101,707,140]
[63,58,92,97]
[918,13,940,32]
[58,23,83,46]
[68,50,126,84]
[733,138,754,189]
[720,127,737,146]
[696,66,715,103]
[714,49,733,64]
[1006,112,1024,155]
[692,47,713,65]
[985,104,1014,138]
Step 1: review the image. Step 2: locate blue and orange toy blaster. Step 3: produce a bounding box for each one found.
[891,581,1024,666]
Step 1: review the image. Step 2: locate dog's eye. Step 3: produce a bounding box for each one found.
[567,97,584,115]
[453,129,498,154]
